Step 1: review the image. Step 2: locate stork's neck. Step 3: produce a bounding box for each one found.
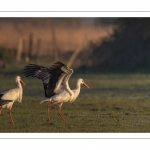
[16,80,23,103]
[17,81,22,90]
[70,79,81,103]
[75,79,81,91]
[73,79,82,96]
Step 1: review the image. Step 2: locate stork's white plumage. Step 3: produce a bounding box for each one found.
[23,62,90,122]
[0,76,26,125]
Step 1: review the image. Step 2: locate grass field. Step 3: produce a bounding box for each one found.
[0,65,150,133]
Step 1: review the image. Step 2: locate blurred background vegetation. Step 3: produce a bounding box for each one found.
[0,17,150,72]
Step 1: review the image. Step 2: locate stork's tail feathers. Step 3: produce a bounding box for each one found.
[40,99,53,104]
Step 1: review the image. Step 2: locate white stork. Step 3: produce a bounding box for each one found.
[23,62,90,122]
[0,76,26,125]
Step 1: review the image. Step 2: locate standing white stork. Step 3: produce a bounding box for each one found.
[23,62,90,122]
[0,76,26,125]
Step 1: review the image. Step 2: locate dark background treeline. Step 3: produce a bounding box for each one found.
[85,18,150,73]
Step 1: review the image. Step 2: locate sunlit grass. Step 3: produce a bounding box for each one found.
[0,66,150,132]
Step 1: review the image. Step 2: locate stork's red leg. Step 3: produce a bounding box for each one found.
[0,108,2,115]
[58,105,66,123]
[9,109,14,125]
[47,102,55,122]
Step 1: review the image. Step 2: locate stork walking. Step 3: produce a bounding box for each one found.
[0,76,26,125]
[23,62,90,123]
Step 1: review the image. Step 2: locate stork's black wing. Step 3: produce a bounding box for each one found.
[0,94,13,106]
[0,100,13,106]
[23,64,50,97]
[23,62,71,98]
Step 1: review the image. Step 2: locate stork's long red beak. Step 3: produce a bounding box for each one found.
[82,82,90,89]
[20,79,26,86]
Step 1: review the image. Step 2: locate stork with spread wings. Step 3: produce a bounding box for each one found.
[23,62,90,122]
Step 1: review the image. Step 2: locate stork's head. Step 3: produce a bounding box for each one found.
[15,76,26,86]
[79,78,90,89]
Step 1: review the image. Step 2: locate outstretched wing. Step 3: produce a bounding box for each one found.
[23,64,50,97]
[49,62,73,93]
[23,62,73,98]
[46,62,73,97]
[56,68,74,93]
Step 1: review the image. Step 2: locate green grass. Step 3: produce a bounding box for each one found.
[0,66,150,132]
